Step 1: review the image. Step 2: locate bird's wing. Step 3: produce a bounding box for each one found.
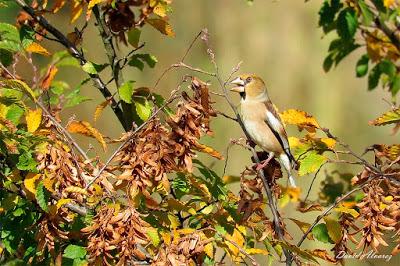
[263,101,296,163]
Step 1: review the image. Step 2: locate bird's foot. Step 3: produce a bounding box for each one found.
[255,156,274,171]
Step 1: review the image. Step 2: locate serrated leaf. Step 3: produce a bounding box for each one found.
[0,22,20,43]
[25,42,50,56]
[146,18,175,37]
[135,99,152,121]
[82,62,97,74]
[1,79,36,101]
[17,152,37,172]
[24,173,41,195]
[334,203,359,218]
[36,181,49,212]
[312,223,333,244]
[324,216,342,244]
[26,108,42,132]
[63,244,87,260]
[280,109,320,132]
[67,120,106,150]
[19,25,35,49]
[298,153,327,176]
[369,108,400,126]
[118,81,135,104]
[146,227,160,247]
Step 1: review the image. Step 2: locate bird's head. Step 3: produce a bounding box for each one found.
[230,74,268,100]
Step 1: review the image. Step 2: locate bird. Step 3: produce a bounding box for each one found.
[230,74,297,187]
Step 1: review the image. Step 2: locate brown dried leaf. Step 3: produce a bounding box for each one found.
[67,120,107,151]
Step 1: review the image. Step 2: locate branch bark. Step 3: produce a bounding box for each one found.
[14,0,127,130]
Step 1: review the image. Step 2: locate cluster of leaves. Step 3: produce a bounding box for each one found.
[319,0,400,95]
[0,0,400,266]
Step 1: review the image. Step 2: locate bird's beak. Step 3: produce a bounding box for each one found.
[230,77,245,93]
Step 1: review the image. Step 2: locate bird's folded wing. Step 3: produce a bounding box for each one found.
[264,101,291,155]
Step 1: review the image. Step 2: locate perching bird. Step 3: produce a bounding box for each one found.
[230,74,297,187]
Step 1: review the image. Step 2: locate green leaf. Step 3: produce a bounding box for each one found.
[358,0,373,26]
[118,81,135,104]
[318,0,342,33]
[337,8,358,40]
[368,63,382,90]
[298,152,327,176]
[82,62,97,74]
[35,181,49,212]
[356,54,369,77]
[134,98,152,121]
[379,60,396,79]
[323,53,334,72]
[63,244,87,260]
[172,173,190,199]
[16,152,37,172]
[391,75,400,96]
[53,50,80,67]
[6,104,24,124]
[0,22,20,43]
[311,223,333,244]
[127,28,141,48]
[19,25,34,49]
[66,87,91,108]
[128,54,157,70]
[0,48,13,66]
[146,228,160,247]
[50,81,69,95]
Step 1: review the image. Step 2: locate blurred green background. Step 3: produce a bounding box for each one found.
[1,0,399,265]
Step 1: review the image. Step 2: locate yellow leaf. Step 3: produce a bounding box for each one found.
[288,136,301,148]
[71,0,83,23]
[64,186,87,195]
[56,198,72,209]
[289,218,313,240]
[26,108,42,133]
[245,248,269,255]
[146,18,175,37]
[225,228,245,257]
[93,100,110,122]
[42,174,56,192]
[25,42,51,56]
[280,109,320,132]
[379,202,388,211]
[23,173,41,195]
[384,0,395,8]
[334,203,360,218]
[161,232,171,246]
[153,4,167,17]
[369,108,400,126]
[67,120,107,151]
[195,143,224,159]
[204,242,214,258]
[320,138,336,149]
[324,216,342,244]
[176,228,195,235]
[87,0,104,9]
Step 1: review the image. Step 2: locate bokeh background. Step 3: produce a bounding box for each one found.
[1,0,399,265]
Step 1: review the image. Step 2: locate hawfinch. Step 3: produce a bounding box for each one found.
[230,74,297,187]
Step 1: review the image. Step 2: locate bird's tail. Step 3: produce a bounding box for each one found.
[279,153,297,187]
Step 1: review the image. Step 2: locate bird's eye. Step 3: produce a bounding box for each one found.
[246,77,252,83]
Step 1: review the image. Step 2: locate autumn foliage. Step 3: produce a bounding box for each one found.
[0,0,400,266]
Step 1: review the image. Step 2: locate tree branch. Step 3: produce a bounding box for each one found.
[14,0,127,130]
[200,29,294,265]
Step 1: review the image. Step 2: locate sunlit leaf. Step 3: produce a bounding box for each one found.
[26,108,42,133]
[41,65,58,91]
[67,120,106,150]
[323,216,342,244]
[298,153,327,176]
[312,223,333,244]
[93,100,110,122]
[280,109,320,132]
[146,18,175,37]
[118,81,135,104]
[25,42,51,56]
[369,108,400,126]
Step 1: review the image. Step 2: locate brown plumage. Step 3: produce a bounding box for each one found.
[231,74,297,187]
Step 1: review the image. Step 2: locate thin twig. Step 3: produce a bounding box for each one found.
[304,162,326,202]
[14,0,127,130]
[200,28,293,265]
